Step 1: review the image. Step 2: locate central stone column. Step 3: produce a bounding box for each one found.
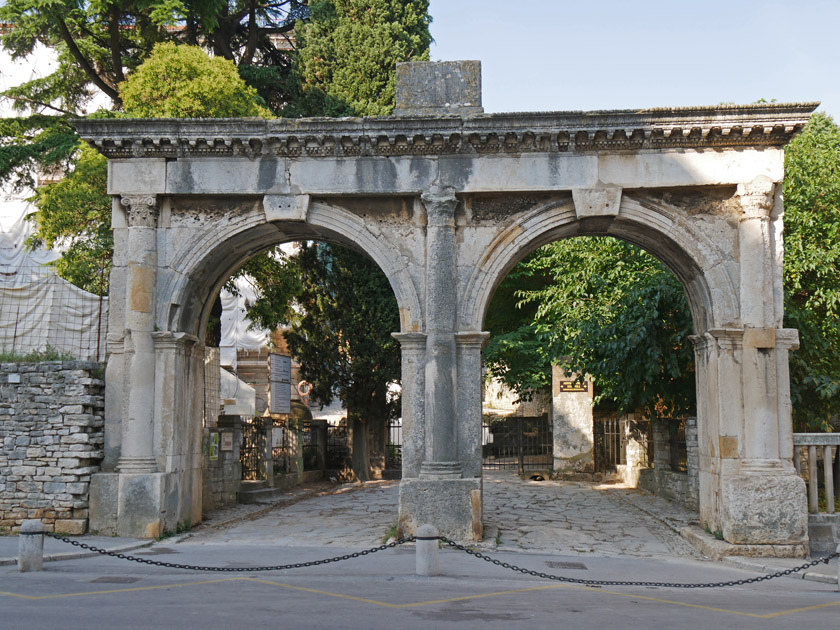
[398,189,482,541]
[420,189,461,479]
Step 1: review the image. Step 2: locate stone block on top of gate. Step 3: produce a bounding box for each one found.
[394,60,483,117]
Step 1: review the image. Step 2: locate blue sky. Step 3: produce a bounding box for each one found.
[428,0,839,118]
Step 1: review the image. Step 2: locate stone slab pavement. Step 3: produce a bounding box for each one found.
[2,470,839,628]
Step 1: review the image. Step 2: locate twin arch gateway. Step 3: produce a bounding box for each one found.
[76,61,817,552]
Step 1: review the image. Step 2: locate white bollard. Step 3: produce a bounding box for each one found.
[415,524,439,577]
[18,520,45,572]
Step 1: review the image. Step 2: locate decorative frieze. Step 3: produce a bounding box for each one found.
[75,103,817,160]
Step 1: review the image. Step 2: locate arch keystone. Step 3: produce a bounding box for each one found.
[263,194,311,223]
[572,187,622,218]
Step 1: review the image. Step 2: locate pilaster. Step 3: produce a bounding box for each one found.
[392,332,427,479]
[117,194,159,475]
[455,332,490,478]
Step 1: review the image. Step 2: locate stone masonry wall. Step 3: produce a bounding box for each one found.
[638,417,699,512]
[0,361,104,534]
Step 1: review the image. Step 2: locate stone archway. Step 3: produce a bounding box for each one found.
[459,188,804,547]
[78,61,815,551]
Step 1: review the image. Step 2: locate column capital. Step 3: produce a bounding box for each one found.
[775,328,800,351]
[421,188,458,227]
[454,331,491,349]
[392,332,427,351]
[688,333,712,352]
[736,180,775,220]
[121,195,159,227]
[707,328,745,350]
[151,330,200,350]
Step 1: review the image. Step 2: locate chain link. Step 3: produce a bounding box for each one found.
[46,532,839,588]
[438,536,840,589]
[45,533,416,572]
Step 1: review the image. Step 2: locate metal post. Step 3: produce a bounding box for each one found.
[518,418,524,476]
[825,445,835,514]
[416,524,440,576]
[837,543,840,592]
[18,520,45,572]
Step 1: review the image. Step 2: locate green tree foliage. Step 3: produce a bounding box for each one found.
[19,44,270,293]
[287,0,431,117]
[120,42,272,117]
[783,112,840,431]
[485,237,695,419]
[0,1,303,188]
[0,0,305,109]
[26,143,112,293]
[246,244,401,480]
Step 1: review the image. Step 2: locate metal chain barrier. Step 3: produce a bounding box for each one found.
[439,536,840,589]
[46,532,839,588]
[45,532,416,572]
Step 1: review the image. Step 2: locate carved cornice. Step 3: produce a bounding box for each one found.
[74,103,819,160]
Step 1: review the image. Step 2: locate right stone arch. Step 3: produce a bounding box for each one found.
[459,184,807,550]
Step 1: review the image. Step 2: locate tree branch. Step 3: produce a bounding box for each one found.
[109,4,125,85]
[0,94,76,116]
[55,15,121,104]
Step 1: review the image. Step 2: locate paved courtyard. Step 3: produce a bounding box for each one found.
[187,471,700,561]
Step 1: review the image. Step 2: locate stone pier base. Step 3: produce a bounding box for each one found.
[398,477,483,542]
[89,472,170,538]
[721,472,808,545]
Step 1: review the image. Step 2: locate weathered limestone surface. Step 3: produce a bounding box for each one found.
[399,477,482,542]
[638,417,700,512]
[551,365,594,474]
[0,362,104,534]
[74,62,818,547]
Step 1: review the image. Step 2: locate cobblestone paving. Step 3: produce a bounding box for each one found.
[187,471,702,561]
[483,471,701,559]
[187,481,399,548]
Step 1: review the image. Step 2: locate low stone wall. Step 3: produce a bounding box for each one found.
[638,417,699,511]
[202,416,242,510]
[0,361,104,534]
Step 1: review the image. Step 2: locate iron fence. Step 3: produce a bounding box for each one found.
[669,419,687,473]
[327,423,350,470]
[387,419,402,471]
[241,418,267,480]
[482,414,552,472]
[594,416,625,473]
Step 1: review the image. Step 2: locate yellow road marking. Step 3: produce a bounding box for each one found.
[1,576,838,619]
[0,578,248,600]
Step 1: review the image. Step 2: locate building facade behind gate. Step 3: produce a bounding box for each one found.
[75,61,817,553]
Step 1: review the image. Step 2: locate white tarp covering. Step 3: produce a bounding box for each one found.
[0,203,107,360]
[219,277,269,368]
[220,367,256,416]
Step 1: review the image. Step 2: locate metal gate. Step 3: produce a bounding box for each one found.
[594,416,625,473]
[386,419,402,471]
[241,418,267,480]
[482,414,552,472]
[326,424,350,470]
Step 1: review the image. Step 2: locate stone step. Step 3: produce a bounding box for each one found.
[239,486,287,504]
[239,480,269,491]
